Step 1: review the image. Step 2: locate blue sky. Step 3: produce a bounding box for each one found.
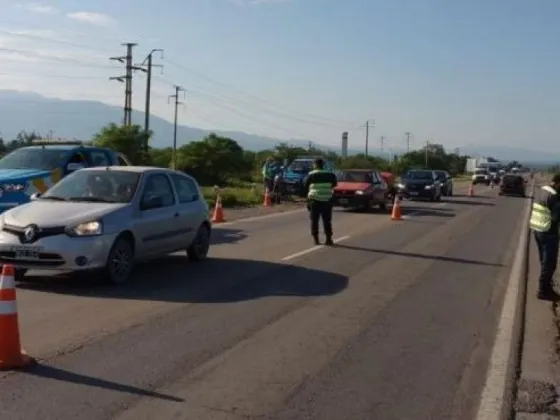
[0,0,559,152]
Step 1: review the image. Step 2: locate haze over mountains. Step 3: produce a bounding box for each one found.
[0,90,557,164]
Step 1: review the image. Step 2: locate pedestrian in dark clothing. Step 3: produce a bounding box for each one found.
[529,173,560,301]
[304,158,338,245]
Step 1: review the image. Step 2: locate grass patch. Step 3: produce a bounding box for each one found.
[202,185,264,208]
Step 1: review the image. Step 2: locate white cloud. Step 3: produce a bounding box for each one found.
[16,3,60,14]
[66,12,117,27]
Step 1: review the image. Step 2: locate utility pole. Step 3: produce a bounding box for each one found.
[364,119,375,157]
[380,136,386,153]
[405,132,411,153]
[425,139,430,168]
[110,43,141,126]
[169,85,184,169]
[135,49,164,152]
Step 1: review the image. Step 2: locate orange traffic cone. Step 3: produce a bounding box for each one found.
[263,187,272,207]
[468,183,475,197]
[0,264,35,370]
[211,194,226,223]
[390,195,403,221]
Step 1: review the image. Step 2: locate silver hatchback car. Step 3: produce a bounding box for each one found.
[0,166,211,284]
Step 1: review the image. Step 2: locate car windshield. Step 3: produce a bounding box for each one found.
[404,171,432,180]
[42,170,141,203]
[0,148,69,170]
[338,171,372,182]
[288,160,313,173]
[434,171,447,180]
[474,169,487,175]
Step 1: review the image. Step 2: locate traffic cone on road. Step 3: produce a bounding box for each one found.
[0,264,35,370]
[211,194,226,223]
[390,195,403,221]
[467,183,475,197]
[263,187,272,207]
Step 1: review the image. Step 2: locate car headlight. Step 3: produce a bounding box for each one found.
[425,185,433,189]
[397,183,405,189]
[1,183,26,192]
[66,220,103,237]
[355,190,364,195]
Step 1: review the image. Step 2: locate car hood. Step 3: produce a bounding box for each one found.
[0,168,51,183]
[4,201,127,228]
[402,179,432,185]
[334,182,370,191]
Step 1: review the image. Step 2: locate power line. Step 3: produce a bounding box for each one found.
[169,85,185,169]
[0,47,119,69]
[135,48,164,151]
[109,43,142,126]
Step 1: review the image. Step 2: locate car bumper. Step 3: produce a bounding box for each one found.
[398,189,435,199]
[333,194,372,208]
[500,187,524,195]
[0,231,119,271]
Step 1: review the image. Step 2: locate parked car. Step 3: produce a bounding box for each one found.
[0,140,130,214]
[397,169,442,201]
[333,169,389,211]
[0,166,211,284]
[499,173,526,197]
[434,170,453,196]
[282,156,336,197]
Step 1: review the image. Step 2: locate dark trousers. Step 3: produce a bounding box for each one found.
[264,178,274,192]
[534,231,559,292]
[309,200,333,237]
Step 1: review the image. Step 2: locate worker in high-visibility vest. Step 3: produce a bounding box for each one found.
[529,173,560,301]
[304,158,338,245]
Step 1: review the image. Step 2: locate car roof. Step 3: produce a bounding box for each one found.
[79,166,186,175]
[22,145,113,151]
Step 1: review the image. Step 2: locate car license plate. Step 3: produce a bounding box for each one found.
[409,192,418,196]
[11,246,42,260]
[339,198,348,204]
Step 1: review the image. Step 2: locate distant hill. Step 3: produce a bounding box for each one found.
[0,90,558,164]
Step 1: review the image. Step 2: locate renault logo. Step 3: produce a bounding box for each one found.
[22,225,38,243]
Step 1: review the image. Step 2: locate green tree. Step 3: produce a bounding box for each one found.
[92,123,152,165]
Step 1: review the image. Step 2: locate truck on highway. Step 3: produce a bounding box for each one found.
[0,140,130,213]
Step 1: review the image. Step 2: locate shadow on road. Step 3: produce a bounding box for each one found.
[452,194,493,199]
[334,245,502,267]
[24,365,183,402]
[17,257,348,303]
[446,199,495,206]
[403,208,456,218]
[211,228,248,244]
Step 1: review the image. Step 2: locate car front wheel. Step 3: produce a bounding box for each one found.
[188,224,211,262]
[105,236,135,285]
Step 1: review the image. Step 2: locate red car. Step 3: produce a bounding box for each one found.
[333,169,390,211]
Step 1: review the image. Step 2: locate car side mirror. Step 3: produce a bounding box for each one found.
[140,195,163,210]
[66,162,85,172]
[30,193,41,200]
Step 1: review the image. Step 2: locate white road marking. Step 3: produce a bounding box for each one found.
[474,184,533,420]
[281,235,351,261]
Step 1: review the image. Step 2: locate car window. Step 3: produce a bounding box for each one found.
[0,148,68,170]
[89,150,111,167]
[371,172,380,183]
[170,174,200,203]
[141,174,175,208]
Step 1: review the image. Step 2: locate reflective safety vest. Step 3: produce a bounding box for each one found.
[529,185,557,232]
[262,163,274,179]
[307,169,334,201]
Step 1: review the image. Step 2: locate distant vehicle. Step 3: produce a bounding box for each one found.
[434,170,453,196]
[0,166,211,284]
[0,140,130,213]
[472,168,491,185]
[333,169,389,212]
[397,169,442,201]
[499,173,526,197]
[282,156,335,197]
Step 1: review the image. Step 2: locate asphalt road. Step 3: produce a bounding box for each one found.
[0,183,529,420]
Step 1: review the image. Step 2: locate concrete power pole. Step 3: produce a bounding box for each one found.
[136,49,163,151]
[169,85,184,169]
[425,139,430,168]
[110,43,140,126]
[364,119,375,157]
[380,136,386,153]
[405,132,411,153]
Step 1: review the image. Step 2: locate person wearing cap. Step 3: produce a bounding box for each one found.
[304,157,338,245]
[529,173,560,301]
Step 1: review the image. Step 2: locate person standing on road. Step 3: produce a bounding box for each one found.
[305,158,338,246]
[261,157,276,195]
[529,173,560,301]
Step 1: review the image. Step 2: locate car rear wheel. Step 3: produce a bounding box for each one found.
[188,224,210,262]
[15,268,27,282]
[105,236,134,285]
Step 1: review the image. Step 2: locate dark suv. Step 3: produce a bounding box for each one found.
[434,170,453,196]
[499,173,526,197]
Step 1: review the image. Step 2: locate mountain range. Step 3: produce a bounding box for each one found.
[0,90,558,164]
